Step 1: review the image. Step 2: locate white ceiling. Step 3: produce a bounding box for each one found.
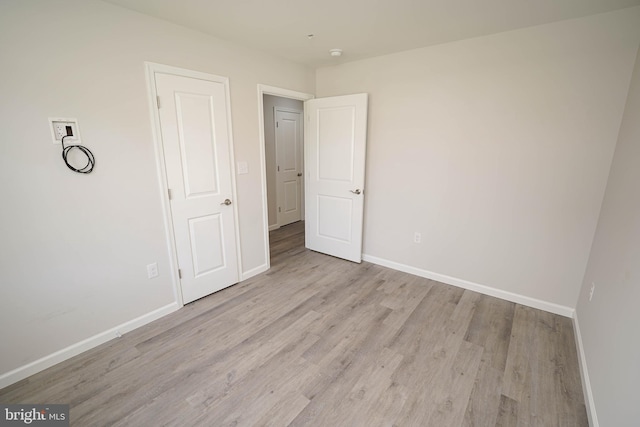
[103,0,640,68]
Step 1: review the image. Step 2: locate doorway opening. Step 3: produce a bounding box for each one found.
[263,95,304,231]
[257,85,313,271]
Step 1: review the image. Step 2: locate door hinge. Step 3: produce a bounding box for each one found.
[178,269,182,279]
[277,165,280,172]
[167,188,172,200]
[276,121,279,128]
[157,96,161,109]
[278,207,281,212]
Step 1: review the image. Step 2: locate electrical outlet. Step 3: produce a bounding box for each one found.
[589,282,595,301]
[147,262,158,279]
[414,232,421,244]
[53,123,71,139]
[49,117,80,144]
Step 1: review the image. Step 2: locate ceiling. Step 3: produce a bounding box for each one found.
[103,0,640,68]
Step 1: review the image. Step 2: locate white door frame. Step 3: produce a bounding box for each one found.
[257,85,314,271]
[146,62,242,306]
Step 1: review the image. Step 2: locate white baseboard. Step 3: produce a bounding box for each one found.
[241,263,269,281]
[0,302,180,390]
[572,313,598,427]
[268,224,280,231]
[362,254,574,318]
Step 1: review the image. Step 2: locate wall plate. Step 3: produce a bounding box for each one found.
[48,117,81,144]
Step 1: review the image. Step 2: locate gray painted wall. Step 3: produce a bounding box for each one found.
[576,45,640,426]
[0,0,313,383]
[316,8,640,310]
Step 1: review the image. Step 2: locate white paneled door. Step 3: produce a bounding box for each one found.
[155,72,239,304]
[305,94,368,263]
[275,108,303,227]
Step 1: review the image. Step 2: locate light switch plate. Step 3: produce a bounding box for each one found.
[237,161,249,175]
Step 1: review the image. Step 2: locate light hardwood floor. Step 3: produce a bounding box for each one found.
[0,221,588,426]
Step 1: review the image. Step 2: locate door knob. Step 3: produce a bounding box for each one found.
[350,189,361,195]
[221,199,232,206]
[297,173,302,177]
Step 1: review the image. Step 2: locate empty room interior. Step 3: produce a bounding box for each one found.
[1,0,640,425]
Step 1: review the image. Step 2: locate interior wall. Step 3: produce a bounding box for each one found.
[0,0,313,379]
[575,45,640,427]
[315,7,640,309]
[262,95,304,229]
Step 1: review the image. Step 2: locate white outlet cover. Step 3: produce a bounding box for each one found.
[48,117,81,144]
[147,262,159,279]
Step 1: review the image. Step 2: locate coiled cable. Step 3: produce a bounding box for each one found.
[61,135,95,174]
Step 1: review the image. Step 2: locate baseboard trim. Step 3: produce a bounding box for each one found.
[0,302,180,390]
[241,263,269,281]
[362,254,574,318]
[572,313,598,427]
[268,224,280,232]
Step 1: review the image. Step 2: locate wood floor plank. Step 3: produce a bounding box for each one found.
[295,306,395,417]
[0,221,588,426]
[381,276,432,333]
[501,305,588,427]
[426,339,484,427]
[387,284,464,388]
[502,305,538,402]
[306,346,403,427]
[392,332,466,426]
[446,290,482,337]
[361,380,410,427]
[495,394,519,427]
[204,346,318,425]
[254,391,310,427]
[462,361,503,427]
[464,295,515,371]
[552,316,589,426]
[185,310,323,409]
[462,295,516,427]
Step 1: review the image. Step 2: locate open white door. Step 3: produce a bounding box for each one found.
[154,72,239,304]
[305,93,368,263]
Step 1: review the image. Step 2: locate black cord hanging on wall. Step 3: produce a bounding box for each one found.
[61,131,95,174]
